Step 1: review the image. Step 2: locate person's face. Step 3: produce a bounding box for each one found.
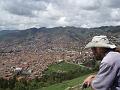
[91,47,104,60]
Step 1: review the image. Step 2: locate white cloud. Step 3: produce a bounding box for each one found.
[0,0,120,30]
[74,0,101,10]
[56,17,68,26]
[43,3,63,19]
[111,8,120,21]
[103,0,120,8]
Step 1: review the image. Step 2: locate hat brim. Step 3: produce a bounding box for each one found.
[85,42,116,49]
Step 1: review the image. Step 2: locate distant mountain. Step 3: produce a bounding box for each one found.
[0,26,120,51]
[0,26,120,49]
[0,26,120,79]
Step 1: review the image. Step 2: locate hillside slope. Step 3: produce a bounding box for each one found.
[0,26,119,79]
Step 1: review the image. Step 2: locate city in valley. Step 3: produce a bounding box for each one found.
[0,26,120,80]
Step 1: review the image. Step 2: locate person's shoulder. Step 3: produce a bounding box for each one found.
[102,51,120,66]
[108,51,120,57]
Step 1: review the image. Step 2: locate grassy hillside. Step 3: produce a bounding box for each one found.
[38,61,93,90]
[0,61,96,90]
[39,73,93,90]
[44,61,90,74]
[42,61,92,84]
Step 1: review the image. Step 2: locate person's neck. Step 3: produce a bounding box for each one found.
[101,50,110,59]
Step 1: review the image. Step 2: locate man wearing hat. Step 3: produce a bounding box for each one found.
[83,35,120,90]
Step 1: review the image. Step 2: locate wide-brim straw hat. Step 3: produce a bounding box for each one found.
[85,35,116,49]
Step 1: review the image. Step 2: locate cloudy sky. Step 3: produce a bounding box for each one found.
[0,0,120,30]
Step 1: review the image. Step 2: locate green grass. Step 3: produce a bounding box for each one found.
[37,61,94,90]
[44,62,81,73]
[44,61,90,75]
[38,73,93,90]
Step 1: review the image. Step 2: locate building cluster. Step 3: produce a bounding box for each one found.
[0,32,119,80]
[0,45,94,80]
